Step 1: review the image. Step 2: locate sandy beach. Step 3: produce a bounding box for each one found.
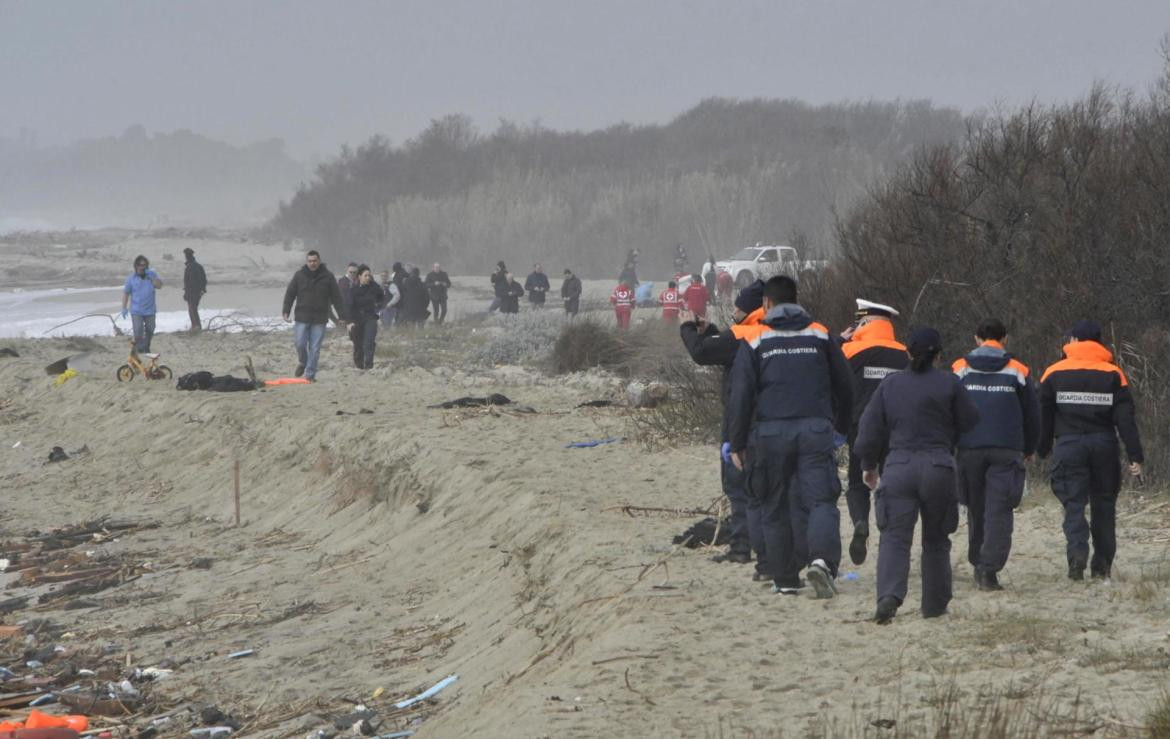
[0,233,1168,737]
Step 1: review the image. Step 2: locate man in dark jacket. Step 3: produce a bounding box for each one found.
[561,269,582,316]
[952,318,1040,590]
[728,276,853,598]
[525,264,550,308]
[338,262,358,305]
[839,299,909,565]
[182,247,208,332]
[282,250,348,381]
[500,273,525,314]
[1038,319,1143,581]
[400,267,430,326]
[680,281,767,575]
[425,263,452,324]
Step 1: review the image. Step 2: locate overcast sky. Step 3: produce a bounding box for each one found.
[2,0,1168,159]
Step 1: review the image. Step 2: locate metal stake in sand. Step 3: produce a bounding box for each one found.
[233,460,241,527]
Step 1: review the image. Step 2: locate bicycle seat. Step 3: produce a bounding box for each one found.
[142,352,160,360]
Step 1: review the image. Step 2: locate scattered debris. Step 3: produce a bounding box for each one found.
[672,517,732,548]
[428,394,512,409]
[0,347,18,357]
[47,446,69,463]
[565,437,623,449]
[576,399,615,408]
[626,381,669,408]
[394,675,459,709]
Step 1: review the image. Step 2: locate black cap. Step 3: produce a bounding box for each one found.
[1069,319,1102,341]
[563,268,572,275]
[735,280,765,314]
[907,326,942,355]
[497,260,506,269]
[182,247,194,255]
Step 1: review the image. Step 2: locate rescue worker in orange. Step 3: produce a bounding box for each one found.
[1038,320,1143,581]
[840,299,908,565]
[610,279,636,330]
[659,280,685,324]
[680,281,769,577]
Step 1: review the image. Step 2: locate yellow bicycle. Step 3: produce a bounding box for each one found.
[116,339,173,382]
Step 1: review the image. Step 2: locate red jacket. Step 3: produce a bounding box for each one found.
[658,288,684,313]
[611,285,636,308]
[683,283,710,314]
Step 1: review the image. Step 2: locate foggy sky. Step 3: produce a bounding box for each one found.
[3,0,1168,159]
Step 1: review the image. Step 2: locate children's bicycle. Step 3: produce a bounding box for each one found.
[116,339,173,382]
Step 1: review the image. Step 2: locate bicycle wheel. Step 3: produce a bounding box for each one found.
[116,364,134,382]
[154,365,173,380]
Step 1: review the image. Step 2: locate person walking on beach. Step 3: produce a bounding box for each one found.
[683,274,710,319]
[1037,319,1143,581]
[400,267,430,326]
[500,272,525,314]
[338,263,358,304]
[952,319,1040,591]
[680,281,768,577]
[425,263,452,324]
[658,280,685,324]
[561,269,582,316]
[379,269,400,327]
[840,299,908,566]
[525,263,550,309]
[121,254,163,353]
[346,265,385,370]
[610,279,635,330]
[854,327,980,624]
[489,261,508,313]
[727,275,853,598]
[182,247,207,332]
[282,250,348,381]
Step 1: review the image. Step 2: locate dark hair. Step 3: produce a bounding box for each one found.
[976,319,1007,342]
[909,350,939,373]
[762,275,797,305]
[356,264,370,276]
[691,273,702,282]
[133,254,148,267]
[908,326,942,373]
[668,280,677,288]
[307,250,320,258]
[347,262,358,269]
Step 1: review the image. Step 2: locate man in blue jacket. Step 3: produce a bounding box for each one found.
[121,254,163,353]
[728,276,853,598]
[952,319,1040,591]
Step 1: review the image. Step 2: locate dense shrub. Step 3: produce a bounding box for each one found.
[471,310,568,366]
[550,320,630,375]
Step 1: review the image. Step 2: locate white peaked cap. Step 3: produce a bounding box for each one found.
[855,299,900,317]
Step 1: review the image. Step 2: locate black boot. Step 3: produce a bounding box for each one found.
[849,522,869,566]
[1068,555,1087,581]
[975,569,1004,591]
[874,596,899,625]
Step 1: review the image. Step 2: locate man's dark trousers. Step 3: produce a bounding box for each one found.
[958,448,1025,574]
[1050,432,1121,574]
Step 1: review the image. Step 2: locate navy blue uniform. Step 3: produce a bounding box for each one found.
[1038,340,1143,577]
[953,342,1040,577]
[855,366,979,616]
[728,305,853,585]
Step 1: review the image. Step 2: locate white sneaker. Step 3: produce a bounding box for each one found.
[806,559,838,599]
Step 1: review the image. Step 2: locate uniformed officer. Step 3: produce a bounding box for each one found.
[840,299,908,565]
[855,327,979,623]
[680,282,768,577]
[728,276,853,598]
[952,319,1040,590]
[1037,320,1143,581]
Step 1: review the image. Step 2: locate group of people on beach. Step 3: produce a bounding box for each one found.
[686,276,1143,623]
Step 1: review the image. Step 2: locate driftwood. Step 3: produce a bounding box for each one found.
[42,313,124,337]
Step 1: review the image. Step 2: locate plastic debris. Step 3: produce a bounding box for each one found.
[53,368,79,386]
[842,572,860,582]
[227,649,254,659]
[565,437,623,449]
[394,675,458,709]
[190,728,233,738]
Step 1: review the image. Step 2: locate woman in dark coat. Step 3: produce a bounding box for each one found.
[854,327,980,624]
[346,265,387,369]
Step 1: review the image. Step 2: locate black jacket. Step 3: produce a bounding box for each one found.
[400,274,429,321]
[525,272,550,303]
[727,304,854,451]
[347,281,387,322]
[839,321,908,435]
[953,342,1040,455]
[500,281,525,313]
[561,276,582,300]
[491,269,508,298]
[681,321,739,442]
[1038,340,1143,462]
[854,366,981,470]
[425,271,451,300]
[283,264,346,324]
[183,259,207,302]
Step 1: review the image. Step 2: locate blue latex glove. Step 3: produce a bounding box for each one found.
[119,309,129,320]
[833,432,848,449]
[721,442,732,464]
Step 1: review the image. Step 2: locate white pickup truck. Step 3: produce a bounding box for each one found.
[701,244,801,288]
